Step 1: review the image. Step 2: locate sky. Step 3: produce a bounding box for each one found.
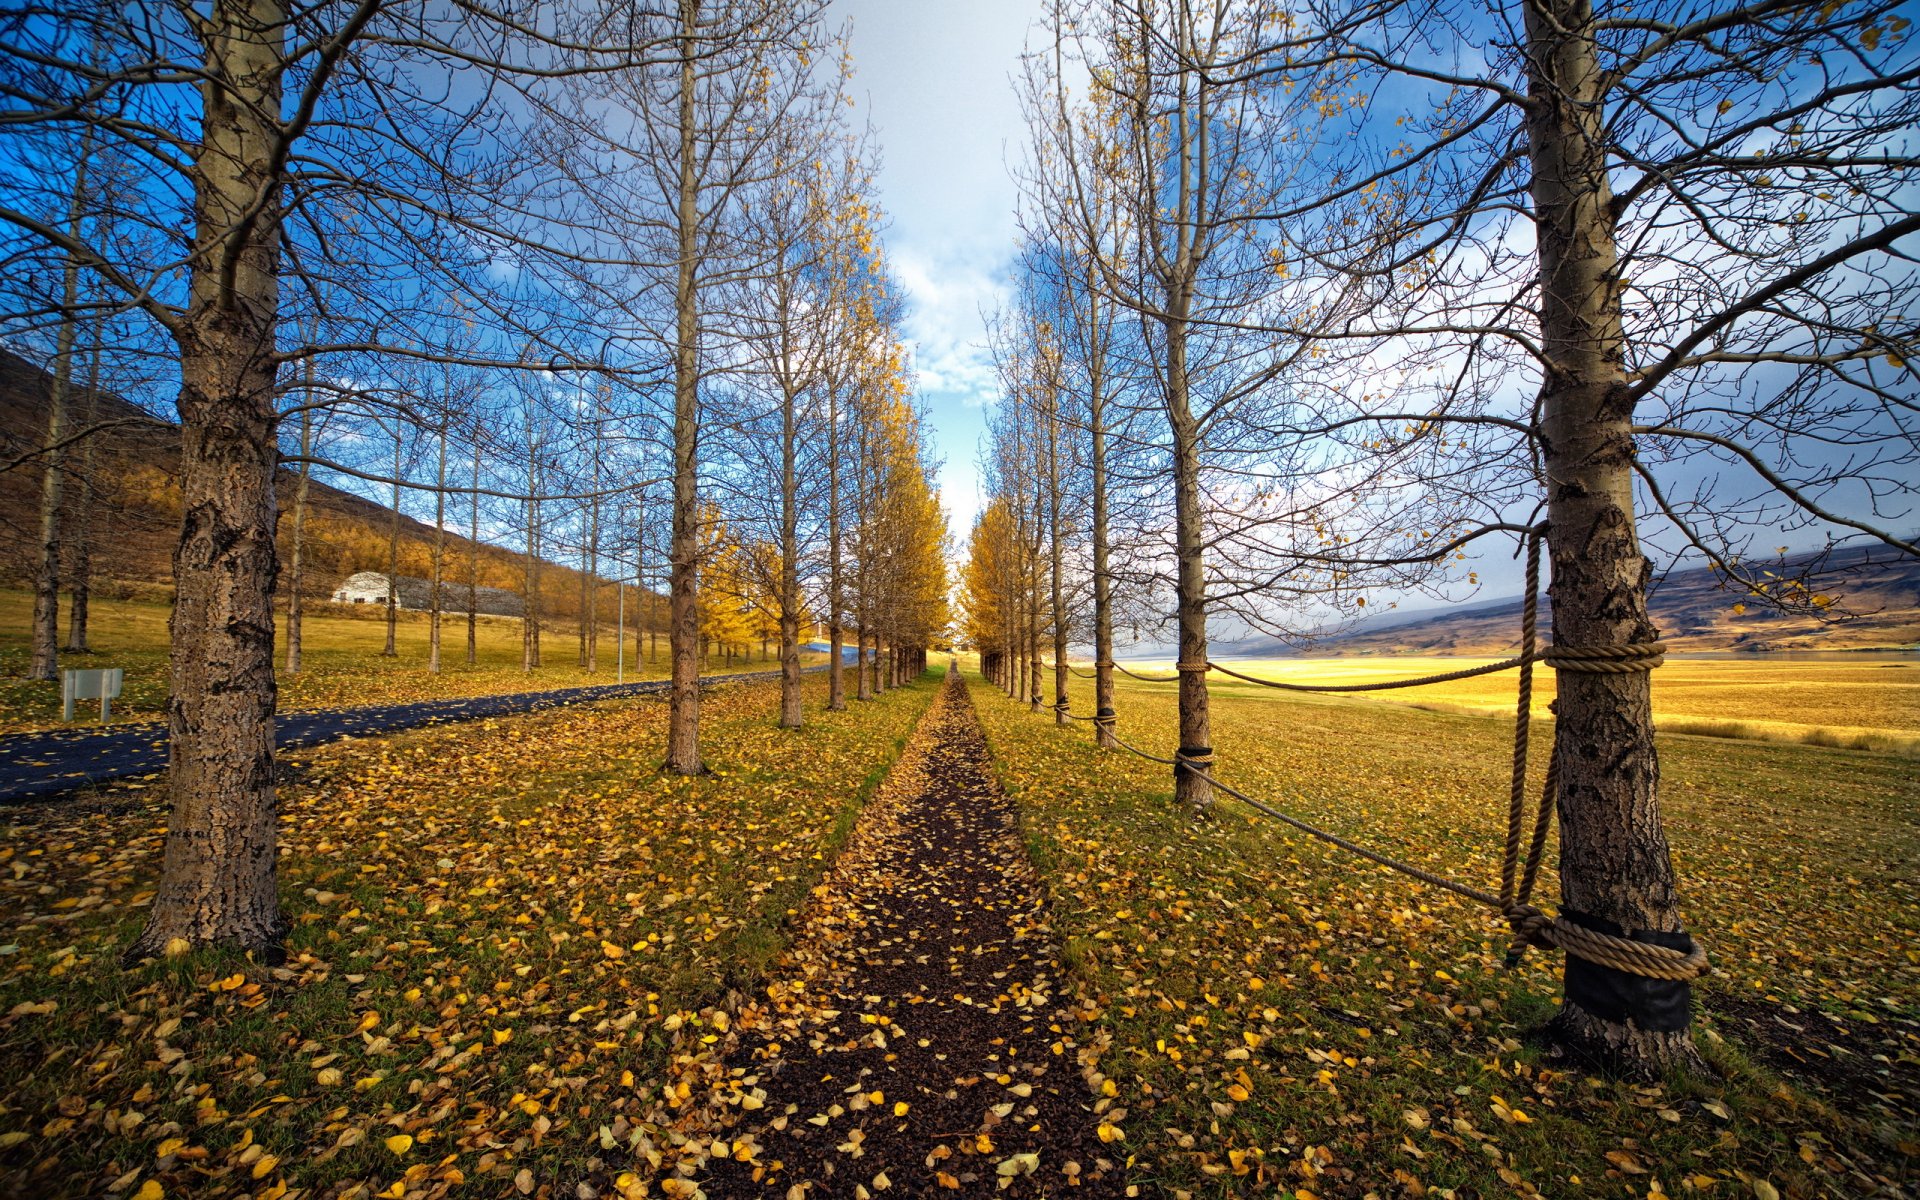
[821,2,1908,631]
[829,0,1043,547]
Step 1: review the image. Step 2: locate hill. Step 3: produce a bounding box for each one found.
[0,348,634,624]
[1227,542,1920,657]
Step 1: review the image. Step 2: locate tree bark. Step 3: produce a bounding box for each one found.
[1524,0,1701,1073]
[1168,319,1211,815]
[826,375,846,710]
[467,434,480,667]
[1046,372,1068,726]
[429,423,447,674]
[1087,270,1116,748]
[587,439,600,673]
[778,369,802,727]
[126,0,287,960]
[383,424,401,656]
[31,137,91,682]
[665,0,704,773]
[65,323,102,655]
[284,376,313,676]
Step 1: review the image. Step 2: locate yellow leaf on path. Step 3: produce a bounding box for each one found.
[385,1133,413,1154]
[601,941,625,959]
[134,1183,163,1200]
[251,1154,279,1179]
[353,1010,380,1034]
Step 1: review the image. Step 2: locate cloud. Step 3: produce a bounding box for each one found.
[894,245,1007,406]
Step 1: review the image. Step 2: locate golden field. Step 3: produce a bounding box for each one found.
[1135,654,1920,755]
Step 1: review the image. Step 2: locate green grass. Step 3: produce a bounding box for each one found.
[0,672,940,1199]
[968,667,1918,1199]
[0,588,816,734]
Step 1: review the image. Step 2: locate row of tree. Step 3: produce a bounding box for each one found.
[963,0,1916,1076]
[1,0,948,961]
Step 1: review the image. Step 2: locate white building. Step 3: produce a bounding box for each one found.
[329,571,525,617]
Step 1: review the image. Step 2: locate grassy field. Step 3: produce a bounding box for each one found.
[0,671,941,1199]
[970,666,1918,1198]
[1162,655,1920,756]
[0,589,816,735]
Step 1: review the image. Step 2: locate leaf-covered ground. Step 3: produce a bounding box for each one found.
[0,672,937,1199]
[967,669,1919,1199]
[0,590,811,734]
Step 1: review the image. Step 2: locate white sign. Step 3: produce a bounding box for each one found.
[63,668,124,723]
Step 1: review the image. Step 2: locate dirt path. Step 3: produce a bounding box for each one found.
[693,670,1126,1198]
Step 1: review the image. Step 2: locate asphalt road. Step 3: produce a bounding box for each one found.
[0,667,808,804]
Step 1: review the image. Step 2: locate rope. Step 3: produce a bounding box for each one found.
[1114,662,1181,683]
[1019,528,1707,984]
[1207,655,1529,692]
[1544,641,1667,673]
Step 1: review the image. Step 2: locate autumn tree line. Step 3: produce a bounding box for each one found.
[963,0,1916,1076]
[0,0,948,962]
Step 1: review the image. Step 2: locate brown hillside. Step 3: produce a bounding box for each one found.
[0,349,637,623]
[1271,542,1920,657]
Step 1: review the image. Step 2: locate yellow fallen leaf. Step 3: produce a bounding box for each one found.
[386,1133,413,1155]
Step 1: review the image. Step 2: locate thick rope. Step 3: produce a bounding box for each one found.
[1207,655,1530,691]
[1023,528,1707,983]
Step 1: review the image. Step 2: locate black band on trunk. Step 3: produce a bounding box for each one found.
[1560,909,1695,1033]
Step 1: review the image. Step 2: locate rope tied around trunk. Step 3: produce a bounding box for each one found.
[1033,528,1708,984]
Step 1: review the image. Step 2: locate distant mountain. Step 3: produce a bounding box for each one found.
[1222,543,1920,657]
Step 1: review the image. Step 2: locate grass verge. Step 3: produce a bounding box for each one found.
[967,668,1918,1199]
[0,672,938,1199]
[0,589,820,734]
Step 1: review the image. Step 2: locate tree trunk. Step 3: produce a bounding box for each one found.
[1167,313,1211,814]
[1088,281,1116,748]
[429,424,447,674]
[587,469,600,674]
[284,384,312,675]
[779,371,801,727]
[383,426,400,656]
[467,434,479,667]
[1046,376,1068,726]
[665,0,704,774]
[523,412,540,673]
[126,0,286,960]
[827,384,845,710]
[31,140,91,682]
[382,426,401,656]
[1524,0,1701,1073]
[65,325,102,654]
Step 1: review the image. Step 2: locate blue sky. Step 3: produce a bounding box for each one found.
[831,0,1041,545]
